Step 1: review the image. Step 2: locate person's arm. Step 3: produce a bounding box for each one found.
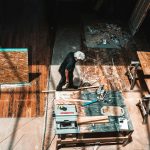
[65,69,69,83]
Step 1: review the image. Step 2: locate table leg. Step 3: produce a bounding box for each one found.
[126,61,140,90]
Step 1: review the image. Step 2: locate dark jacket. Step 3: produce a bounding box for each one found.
[59,52,77,73]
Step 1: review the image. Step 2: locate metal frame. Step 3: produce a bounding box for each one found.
[126,61,140,90]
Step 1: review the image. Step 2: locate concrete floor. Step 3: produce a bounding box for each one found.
[0,118,44,150]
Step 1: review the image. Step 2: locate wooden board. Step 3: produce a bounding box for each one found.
[137,51,150,75]
[101,106,124,116]
[0,48,28,84]
[55,91,81,99]
[77,116,109,124]
[57,135,129,146]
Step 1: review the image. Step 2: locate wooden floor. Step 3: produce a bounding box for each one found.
[0,0,54,117]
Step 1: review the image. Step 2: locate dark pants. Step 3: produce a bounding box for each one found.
[56,71,73,91]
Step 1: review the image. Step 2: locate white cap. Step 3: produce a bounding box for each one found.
[74,51,85,60]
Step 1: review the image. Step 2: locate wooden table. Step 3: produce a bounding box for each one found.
[137,51,150,92]
[137,51,150,75]
[54,91,134,149]
[137,51,150,122]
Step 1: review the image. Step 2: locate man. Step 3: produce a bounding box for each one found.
[56,51,85,91]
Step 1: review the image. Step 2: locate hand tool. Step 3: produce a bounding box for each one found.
[82,99,98,106]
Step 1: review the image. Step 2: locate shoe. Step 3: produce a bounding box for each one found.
[67,85,78,89]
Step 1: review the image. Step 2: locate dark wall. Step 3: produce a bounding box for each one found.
[0,0,138,23]
[0,0,24,23]
[0,0,53,24]
[138,9,150,41]
[94,0,137,21]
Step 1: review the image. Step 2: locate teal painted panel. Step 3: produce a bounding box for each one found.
[0,48,28,52]
[82,91,134,132]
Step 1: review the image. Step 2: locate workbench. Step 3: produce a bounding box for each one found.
[54,90,134,149]
[126,51,150,91]
[126,51,150,123]
[136,51,150,123]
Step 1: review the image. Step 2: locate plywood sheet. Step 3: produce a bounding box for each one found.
[55,91,81,99]
[0,48,28,84]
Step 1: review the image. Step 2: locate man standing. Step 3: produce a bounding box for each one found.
[56,51,85,91]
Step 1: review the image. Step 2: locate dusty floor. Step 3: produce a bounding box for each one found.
[0,117,44,150]
[47,63,150,150]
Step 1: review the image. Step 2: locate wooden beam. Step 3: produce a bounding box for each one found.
[77,116,109,124]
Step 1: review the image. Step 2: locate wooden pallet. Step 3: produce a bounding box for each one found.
[56,132,133,149]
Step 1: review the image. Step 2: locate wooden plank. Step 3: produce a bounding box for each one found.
[0,101,4,116]
[55,99,92,103]
[81,120,109,124]
[55,91,81,99]
[31,96,37,117]
[78,85,99,90]
[137,51,150,75]
[42,90,56,93]
[77,116,109,124]
[57,136,129,144]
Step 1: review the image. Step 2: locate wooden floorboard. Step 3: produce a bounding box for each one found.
[0,0,53,117]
